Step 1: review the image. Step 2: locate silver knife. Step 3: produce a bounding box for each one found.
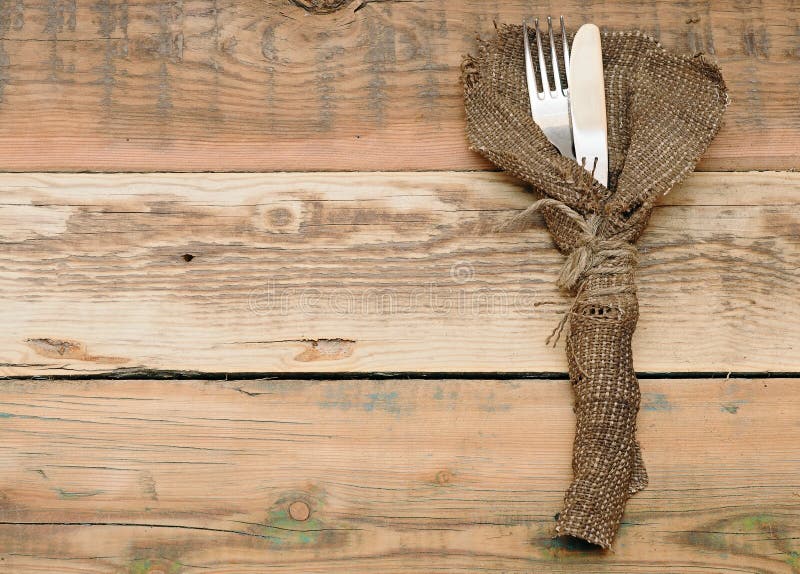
[568,24,608,187]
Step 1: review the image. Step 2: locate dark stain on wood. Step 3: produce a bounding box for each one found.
[701,7,717,56]
[361,9,396,126]
[44,0,77,35]
[0,43,7,104]
[315,37,345,131]
[261,21,278,130]
[44,0,77,83]
[684,10,715,56]
[151,1,184,123]
[204,0,224,131]
[139,470,159,501]
[91,0,130,120]
[0,1,24,104]
[9,0,24,31]
[742,24,769,58]
[268,207,293,228]
[260,22,277,61]
[435,469,452,485]
[405,0,447,124]
[736,0,768,128]
[258,201,303,234]
[541,534,605,557]
[675,512,800,570]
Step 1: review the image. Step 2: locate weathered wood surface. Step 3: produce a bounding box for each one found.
[0,377,797,572]
[0,0,796,172]
[2,171,798,376]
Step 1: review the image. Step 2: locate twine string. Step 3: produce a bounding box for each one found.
[496,198,638,345]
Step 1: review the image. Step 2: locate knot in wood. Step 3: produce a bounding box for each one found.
[290,0,352,14]
[288,500,311,521]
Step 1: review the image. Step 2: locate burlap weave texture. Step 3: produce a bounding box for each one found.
[462,26,727,548]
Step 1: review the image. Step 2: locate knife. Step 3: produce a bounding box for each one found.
[568,24,608,187]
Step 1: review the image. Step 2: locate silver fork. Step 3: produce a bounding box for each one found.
[523,16,574,159]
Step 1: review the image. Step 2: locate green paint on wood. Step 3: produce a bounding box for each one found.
[363,391,401,413]
[261,488,350,550]
[319,387,408,414]
[642,392,672,411]
[317,386,354,410]
[684,530,728,551]
[317,399,353,410]
[55,488,104,499]
[264,507,325,547]
[0,412,13,418]
[720,399,746,414]
[739,514,775,531]
[786,550,800,571]
[431,386,458,410]
[129,558,181,574]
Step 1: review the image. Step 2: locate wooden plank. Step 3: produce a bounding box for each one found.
[0,1,796,172]
[1,170,798,376]
[0,377,798,572]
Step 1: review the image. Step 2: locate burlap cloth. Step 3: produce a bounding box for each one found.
[462,26,728,549]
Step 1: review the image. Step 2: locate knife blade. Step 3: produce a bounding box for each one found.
[568,24,608,187]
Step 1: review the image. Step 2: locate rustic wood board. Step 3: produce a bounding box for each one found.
[1,171,798,376]
[0,1,797,172]
[0,377,797,572]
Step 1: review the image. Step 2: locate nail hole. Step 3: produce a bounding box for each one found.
[182,254,194,262]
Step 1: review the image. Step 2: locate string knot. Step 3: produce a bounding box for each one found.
[557,235,638,293]
[495,197,639,346]
[495,197,638,293]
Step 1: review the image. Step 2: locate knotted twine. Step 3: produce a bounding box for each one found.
[463,26,728,548]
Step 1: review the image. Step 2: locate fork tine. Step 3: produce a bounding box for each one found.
[523,21,539,99]
[547,16,562,95]
[560,16,570,94]
[534,18,551,95]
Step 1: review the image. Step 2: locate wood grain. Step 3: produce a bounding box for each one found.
[0,1,796,172]
[2,170,798,376]
[0,377,798,572]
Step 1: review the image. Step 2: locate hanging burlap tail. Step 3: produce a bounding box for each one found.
[462,26,728,549]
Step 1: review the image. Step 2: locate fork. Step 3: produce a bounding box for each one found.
[523,16,574,159]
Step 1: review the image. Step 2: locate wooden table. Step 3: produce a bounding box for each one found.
[1,1,798,571]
